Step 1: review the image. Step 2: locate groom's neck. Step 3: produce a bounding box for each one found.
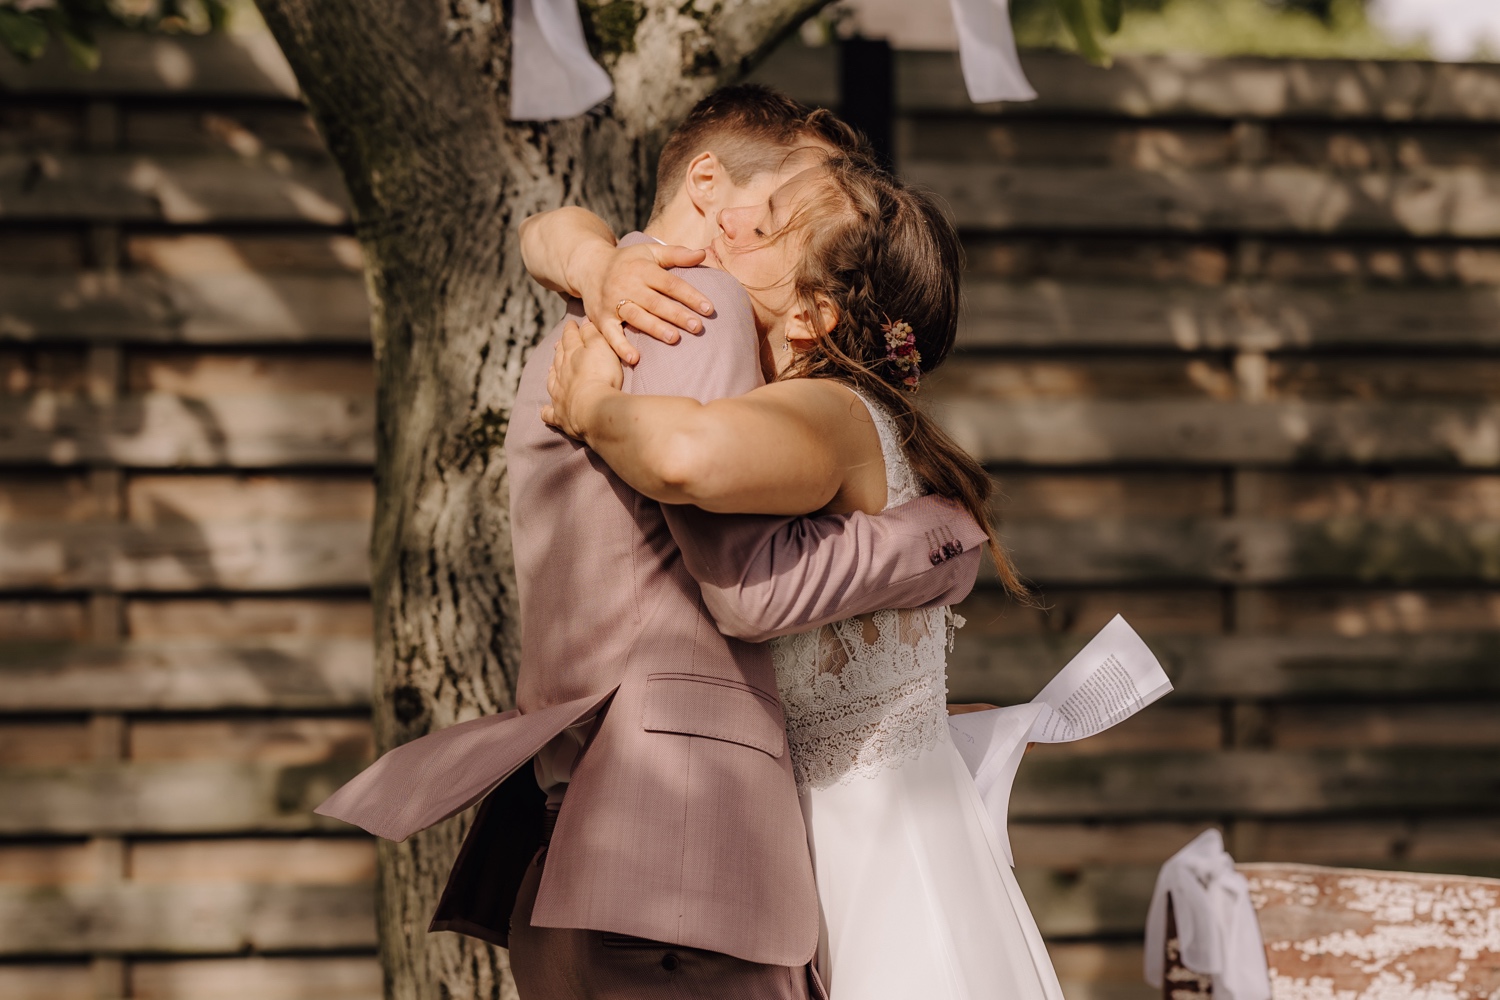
[643,192,711,248]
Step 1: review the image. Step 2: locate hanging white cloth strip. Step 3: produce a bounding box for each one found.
[946,0,1037,103]
[1144,830,1273,1000]
[509,0,614,121]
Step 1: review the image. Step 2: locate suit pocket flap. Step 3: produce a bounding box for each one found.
[641,673,785,758]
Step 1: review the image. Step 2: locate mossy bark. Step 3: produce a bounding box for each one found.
[248,1,829,997]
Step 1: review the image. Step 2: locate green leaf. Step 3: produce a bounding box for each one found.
[55,22,99,71]
[0,9,51,63]
[1056,0,1111,65]
[1098,0,1123,35]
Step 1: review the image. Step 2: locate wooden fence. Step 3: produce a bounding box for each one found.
[3,29,1499,1000]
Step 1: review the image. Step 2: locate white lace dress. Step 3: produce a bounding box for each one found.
[770,393,1066,1000]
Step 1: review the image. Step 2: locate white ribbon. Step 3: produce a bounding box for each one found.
[946,0,1037,103]
[508,0,1035,122]
[1144,830,1272,1000]
[509,0,614,121]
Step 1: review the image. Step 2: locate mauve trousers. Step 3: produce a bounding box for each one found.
[508,809,824,1000]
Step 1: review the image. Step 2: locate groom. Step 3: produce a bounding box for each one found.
[318,87,988,999]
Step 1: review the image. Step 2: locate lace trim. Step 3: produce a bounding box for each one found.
[769,390,965,790]
[775,607,951,789]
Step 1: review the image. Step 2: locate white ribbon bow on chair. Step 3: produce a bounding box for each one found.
[507,0,1036,122]
[1145,829,1273,1000]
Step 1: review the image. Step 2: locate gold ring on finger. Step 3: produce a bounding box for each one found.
[615,298,632,320]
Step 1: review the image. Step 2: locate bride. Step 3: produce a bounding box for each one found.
[530,154,1065,1000]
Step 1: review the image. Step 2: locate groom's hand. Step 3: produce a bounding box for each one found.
[542,319,623,440]
[574,241,714,365]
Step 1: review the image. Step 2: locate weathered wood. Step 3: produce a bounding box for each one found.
[947,631,1500,702]
[129,838,375,884]
[0,882,373,954]
[1241,586,1500,635]
[999,517,1500,584]
[0,392,374,466]
[1012,747,1500,819]
[0,520,370,590]
[1017,864,1161,937]
[0,151,349,224]
[961,280,1500,351]
[130,956,381,1000]
[0,759,362,835]
[0,272,370,344]
[1048,942,1154,1000]
[0,964,93,1000]
[4,748,1495,834]
[123,596,372,640]
[900,50,1500,122]
[0,31,300,97]
[129,717,373,764]
[0,638,372,712]
[911,162,1500,237]
[1268,702,1500,749]
[10,628,1500,713]
[933,398,1500,466]
[0,721,93,766]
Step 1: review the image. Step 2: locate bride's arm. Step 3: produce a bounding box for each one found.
[543,319,854,516]
[518,208,715,363]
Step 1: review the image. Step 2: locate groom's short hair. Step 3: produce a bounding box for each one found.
[650,84,865,216]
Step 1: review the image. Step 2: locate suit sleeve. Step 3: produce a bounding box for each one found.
[627,264,989,642]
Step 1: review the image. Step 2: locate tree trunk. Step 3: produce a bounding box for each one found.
[249,2,829,997]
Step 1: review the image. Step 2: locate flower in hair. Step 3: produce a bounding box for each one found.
[882,319,922,390]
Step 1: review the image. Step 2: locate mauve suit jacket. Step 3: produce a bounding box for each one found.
[316,235,988,967]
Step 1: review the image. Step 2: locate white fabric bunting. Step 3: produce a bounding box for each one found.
[509,0,615,121]
[945,0,1038,103]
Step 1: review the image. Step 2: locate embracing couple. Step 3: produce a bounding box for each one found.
[319,86,1062,1000]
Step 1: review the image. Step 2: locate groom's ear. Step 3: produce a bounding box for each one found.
[683,151,725,218]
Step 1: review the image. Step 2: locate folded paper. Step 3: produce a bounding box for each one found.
[948,614,1173,865]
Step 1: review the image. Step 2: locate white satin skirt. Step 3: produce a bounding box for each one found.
[800,729,1066,1000]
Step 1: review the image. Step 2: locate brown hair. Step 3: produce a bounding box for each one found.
[650,85,864,217]
[778,157,1028,599]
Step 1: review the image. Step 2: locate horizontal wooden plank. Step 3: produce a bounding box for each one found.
[0,965,92,1000]
[124,596,372,640]
[952,587,1226,637]
[1267,702,1500,750]
[4,748,1495,834]
[0,391,374,466]
[933,398,1500,466]
[1017,864,1160,937]
[0,882,373,955]
[0,721,93,766]
[0,759,362,835]
[0,151,349,224]
[1048,942,1154,1000]
[899,50,1500,121]
[947,632,1500,702]
[1000,517,1500,585]
[129,838,374,884]
[0,520,370,590]
[961,280,1500,351]
[0,272,370,344]
[1238,586,1500,635]
[0,31,300,97]
[131,956,380,1000]
[910,162,1500,237]
[7,628,1496,713]
[1012,747,1500,819]
[0,638,372,712]
[129,718,373,765]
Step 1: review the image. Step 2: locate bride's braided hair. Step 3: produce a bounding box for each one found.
[779,156,1027,598]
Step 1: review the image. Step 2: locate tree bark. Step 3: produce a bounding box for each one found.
[249,1,830,997]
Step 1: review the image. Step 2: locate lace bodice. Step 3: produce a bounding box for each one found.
[770,391,960,789]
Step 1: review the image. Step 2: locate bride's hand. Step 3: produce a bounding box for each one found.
[542,319,623,440]
[571,241,713,365]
